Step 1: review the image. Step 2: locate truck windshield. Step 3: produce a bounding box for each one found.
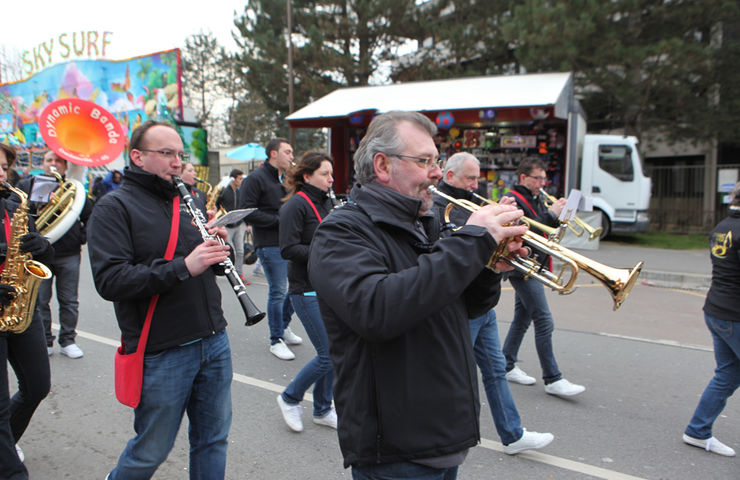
[598,145,634,182]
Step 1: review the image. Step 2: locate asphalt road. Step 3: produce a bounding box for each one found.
[12,248,738,479]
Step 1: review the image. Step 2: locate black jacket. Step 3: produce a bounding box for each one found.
[216,184,241,228]
[87,166,227,354]
[504,184,559,271]
[17,175,93,257]
[308,183,504,468]
[238,161,287,248]
[704,208,740,322]
[279,184,331,295]
[432,181,477,231]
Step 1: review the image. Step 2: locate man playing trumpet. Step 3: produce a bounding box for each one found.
[308,111,529,479]
[501,157,586,397]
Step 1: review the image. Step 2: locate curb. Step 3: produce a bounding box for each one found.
[639,270,710,291]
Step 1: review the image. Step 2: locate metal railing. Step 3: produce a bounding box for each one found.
[646,163,739,233]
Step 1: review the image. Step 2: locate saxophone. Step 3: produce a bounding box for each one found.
[0,183,52,333]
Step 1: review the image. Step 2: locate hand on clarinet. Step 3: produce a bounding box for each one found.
[205,212,228,242]
[184,239,230,277]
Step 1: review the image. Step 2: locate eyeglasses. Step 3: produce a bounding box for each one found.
[138,149,190,161]
[526,174,547,181]
[386,153,443,170]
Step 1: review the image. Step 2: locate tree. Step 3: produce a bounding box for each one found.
[182,32,226,127]
[502,0,740,144]
[232,0,421,143]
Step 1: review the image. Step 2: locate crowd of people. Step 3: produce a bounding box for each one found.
[0,111,737,479]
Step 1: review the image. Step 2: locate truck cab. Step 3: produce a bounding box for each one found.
[580,134,651,238]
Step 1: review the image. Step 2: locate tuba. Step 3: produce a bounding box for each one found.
[37,98,124,242]
[0,183,52,333]
[429,185,643,310]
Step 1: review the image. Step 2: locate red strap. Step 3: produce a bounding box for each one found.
[296,191,322,222]
[510,190,538,218]
[0,211,10,274]
[133,196,181,355]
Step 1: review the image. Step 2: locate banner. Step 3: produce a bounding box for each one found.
[0,49,202,167]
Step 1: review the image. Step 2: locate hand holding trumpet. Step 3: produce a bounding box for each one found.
[466,203,529,272]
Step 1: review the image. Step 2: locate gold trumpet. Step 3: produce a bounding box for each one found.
[539,188,603,241]
[430,186,643,310]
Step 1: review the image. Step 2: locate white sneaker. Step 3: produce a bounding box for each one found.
[313,409,338,429]
[269,340,295,360]
[283,327,303,345]
[544,378,585,397]
[47,346,53,356]
[503,429,554,455]
[15,444,24,462]
[277,395,303,432]
[506,366,536,385]
[60,344,84,359]
[683,434,736,456]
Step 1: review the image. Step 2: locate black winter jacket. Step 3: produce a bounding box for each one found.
[279,184,331,295]
[432,181,476,231]
[216,184,241,227]
[704,208,740,322]
[308,183,504,468]
[87,166,227,354]
[238,161,287,248]
[17,175,93,257]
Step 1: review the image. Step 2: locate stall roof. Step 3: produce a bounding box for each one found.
[287,72,573,124]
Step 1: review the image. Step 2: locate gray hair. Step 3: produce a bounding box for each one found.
[353,111,437,185]
[443,152,479,177]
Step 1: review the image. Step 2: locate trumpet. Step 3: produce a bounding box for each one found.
[430,186,643,310]
[539,188,603,241]
[471,191,568,243]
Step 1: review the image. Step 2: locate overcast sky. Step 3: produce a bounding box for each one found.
[3,0,247,77]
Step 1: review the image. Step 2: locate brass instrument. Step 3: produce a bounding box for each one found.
[471,191,568,243]
[199,177,227,219]
[539,188,603,241]
[35,166,87,244]
[328,188,346,210]
[430,185,643,310]
[0,183,52,333]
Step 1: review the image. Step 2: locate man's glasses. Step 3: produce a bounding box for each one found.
[526,174,547,181]
[386,153,443,170]
[138,149,190,161]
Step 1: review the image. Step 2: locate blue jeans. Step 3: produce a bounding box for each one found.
[109,331,233,480]
[502,275,562,384]
[470,310,523,445]
[256,247,294,344]
[282,294,334,416]
[352,462,458,480]
[35,253,81,347]
[685,314,740,440]
[226,223,246,277]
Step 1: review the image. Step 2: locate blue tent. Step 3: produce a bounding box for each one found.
[226,143,267,161]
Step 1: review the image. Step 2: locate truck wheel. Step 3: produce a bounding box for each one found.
[598,210,610,240]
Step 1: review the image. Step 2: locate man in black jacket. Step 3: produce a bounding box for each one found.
[216,169,246,280]
[501,157,586,397]
[432,152,554,455]
[17,150,93,359]
[239,138,301,361]
[308,111,528,479]
[88,121,234,479]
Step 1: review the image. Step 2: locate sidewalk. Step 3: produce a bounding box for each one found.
[571,241,711,290]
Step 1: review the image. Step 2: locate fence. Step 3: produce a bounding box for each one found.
[646,163,739,233]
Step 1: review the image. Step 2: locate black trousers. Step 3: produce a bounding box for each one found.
[0,315,51,479]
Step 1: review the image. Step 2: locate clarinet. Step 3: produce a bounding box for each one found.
[173,177,266,326]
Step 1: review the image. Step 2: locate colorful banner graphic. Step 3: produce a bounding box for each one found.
[0,49,201,165]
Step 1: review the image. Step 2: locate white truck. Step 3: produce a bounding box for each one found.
[567,117,651,239]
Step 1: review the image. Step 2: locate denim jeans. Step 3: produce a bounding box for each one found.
[282,294,334,417]
[226,223,246,276]
[109,331,233,480]
[502,275,562,384]
[685,314,740,440]
[256,247,294,344]
[0,316,50,480]
[35,253,81,347]
[469,310,523,445]
[352,462,458,480]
